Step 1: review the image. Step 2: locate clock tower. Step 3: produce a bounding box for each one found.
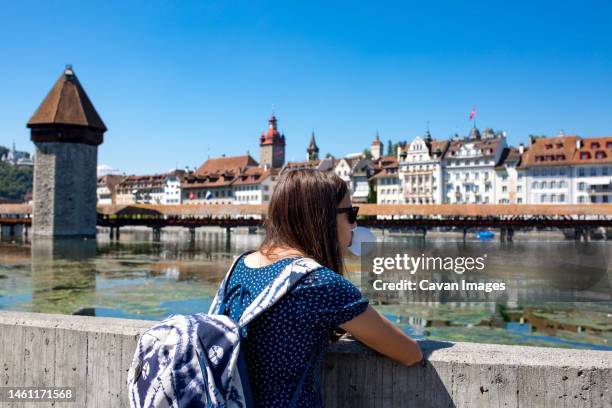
[259,113,286,168]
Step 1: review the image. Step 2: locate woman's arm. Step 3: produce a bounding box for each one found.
[339,305,423,367]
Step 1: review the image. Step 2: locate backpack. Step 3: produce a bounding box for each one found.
[126,251,323,407]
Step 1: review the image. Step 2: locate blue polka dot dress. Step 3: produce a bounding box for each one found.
[222,253,370,407]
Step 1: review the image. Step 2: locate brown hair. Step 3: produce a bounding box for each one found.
[259,168,349,275]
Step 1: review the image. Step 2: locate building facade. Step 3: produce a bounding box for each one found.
[97,175,125,205]
[520,134,578,204]
[443,127,506,204]
[397,130,449,204]
[571,137,612,204]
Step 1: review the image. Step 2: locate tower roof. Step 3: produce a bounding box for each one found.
[372,131,382,146]
[27,65,107,132]
[468,126,481,140]
[260,113,285,146]
[307,131,319,153]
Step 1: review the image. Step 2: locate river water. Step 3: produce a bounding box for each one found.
[0,228,610,350]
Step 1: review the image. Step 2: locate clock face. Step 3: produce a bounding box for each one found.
[274,148,284,158]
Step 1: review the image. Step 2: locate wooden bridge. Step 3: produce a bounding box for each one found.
[1,203,611,241]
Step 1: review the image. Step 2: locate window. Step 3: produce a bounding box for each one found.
[579,168,585,177]
[559,194,565,203]
[590,167,597,176]
[502,186,507,193]
[540,194,547,203]
[603,167,609,176]
[578,182,585,191]
[517,185,522,192]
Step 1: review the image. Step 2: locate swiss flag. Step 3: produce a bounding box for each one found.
[469,107,476,121]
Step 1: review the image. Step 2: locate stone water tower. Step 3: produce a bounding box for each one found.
[27,65,107,237]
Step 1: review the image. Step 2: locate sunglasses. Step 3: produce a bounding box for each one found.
[336,206,359,224]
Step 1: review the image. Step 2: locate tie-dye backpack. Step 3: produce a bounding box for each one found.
[126,251,322,407]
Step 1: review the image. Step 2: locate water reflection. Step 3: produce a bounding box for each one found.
[0,228,610,350]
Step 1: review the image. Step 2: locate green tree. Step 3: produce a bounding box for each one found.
[387,140,393,156]
[367,179,377,203]
[362,148,372,159]
[0,161,33,201]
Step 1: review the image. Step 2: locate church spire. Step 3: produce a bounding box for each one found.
[307,130,319,161]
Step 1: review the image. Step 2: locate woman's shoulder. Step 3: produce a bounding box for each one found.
[292,264,370,328]
[296,264,363,297]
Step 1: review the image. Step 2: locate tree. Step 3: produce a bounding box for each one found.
[0,161,33,201]
[367,179,377,203]
[362,148,373,159]
[387,140,393,156]
[325,152,333,159]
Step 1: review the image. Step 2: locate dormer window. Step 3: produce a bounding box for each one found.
[595,151,606,159]
[580,152,591,160]
[591,142,600,149]
[545,144,553,149]
[555,143,563,149]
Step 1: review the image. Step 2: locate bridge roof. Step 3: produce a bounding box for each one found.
[1,203,610,217]
[356,204,612,217]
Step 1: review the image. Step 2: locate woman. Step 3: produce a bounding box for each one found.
[220,168,423,407]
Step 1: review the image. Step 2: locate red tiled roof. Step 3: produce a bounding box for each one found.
[181,172,237,189]
[374,155,397,169]
[196,155,258,175]
[232,167,276,186]
[116,174,167,191]
[97,175,126,189]
[446,137,504,159]
[520,135,578,168]
[571,137,612,165]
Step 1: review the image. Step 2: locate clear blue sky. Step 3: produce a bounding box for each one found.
[1,1,611,174]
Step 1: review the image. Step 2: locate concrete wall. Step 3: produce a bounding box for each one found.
[0,310,610,407]
[33,142,98,237]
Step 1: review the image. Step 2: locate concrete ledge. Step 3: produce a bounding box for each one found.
[1,310,610,407]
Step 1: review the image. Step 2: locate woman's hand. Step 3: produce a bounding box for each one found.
[339,305,424,367]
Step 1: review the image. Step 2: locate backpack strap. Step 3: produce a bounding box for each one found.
[208,250,255,315]
[237,257,322,328]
